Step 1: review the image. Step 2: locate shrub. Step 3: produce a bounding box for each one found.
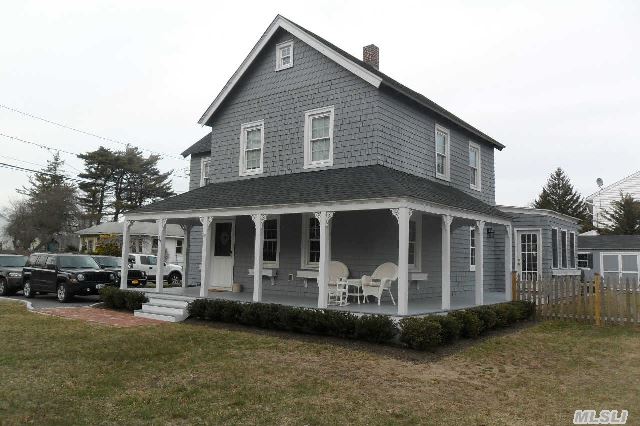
[493,303,519,327]
[472,306,498,332]
[435,314,462,343]
[399,317,442,350]
[355,315,397,343]
[188,299,208,319]
[451,310,482,338]
[99,287,148,311]
[509,301,535,321]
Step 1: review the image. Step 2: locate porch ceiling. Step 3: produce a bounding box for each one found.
[129,165,509,220]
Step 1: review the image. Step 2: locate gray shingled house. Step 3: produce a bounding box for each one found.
[120,15,579,321]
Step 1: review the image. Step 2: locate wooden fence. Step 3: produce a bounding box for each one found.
[512,273,640,326]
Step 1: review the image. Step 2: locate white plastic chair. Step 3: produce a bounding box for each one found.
[361,262,398,306]
[327,261,349,306]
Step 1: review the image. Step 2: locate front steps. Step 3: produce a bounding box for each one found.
[134,292,195,322]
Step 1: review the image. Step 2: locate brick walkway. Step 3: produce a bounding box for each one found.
[38,307,163,327]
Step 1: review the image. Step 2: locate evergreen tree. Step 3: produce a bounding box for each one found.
[601,193,640,235]
[533,168,591,230]
[77,147,117,226]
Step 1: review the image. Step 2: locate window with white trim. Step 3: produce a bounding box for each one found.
[301,214,321,268]
[469,142,481,190]
[263,217,279,267]
[578,252,593,269]
[435,125,450,180]
[551,228,559,269]
[408,216,422,270]
[304,106,334,169]
[569,232,576,268]
[275,40,293,71]
[561,230,568,268]
[239,121,264,176]
[470,227,476,271]
[176,239,183,254]
[200,157,211,187]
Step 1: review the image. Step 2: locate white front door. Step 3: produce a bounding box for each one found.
[210,220,235,289]
[516,230,541,281]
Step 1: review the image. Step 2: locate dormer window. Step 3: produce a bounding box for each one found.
[275,41,294,71]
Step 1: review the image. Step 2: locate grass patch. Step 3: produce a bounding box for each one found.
[0,301,639,424]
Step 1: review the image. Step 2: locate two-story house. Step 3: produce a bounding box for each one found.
[120,15,580,320]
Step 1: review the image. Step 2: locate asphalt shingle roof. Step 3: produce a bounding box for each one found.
[132,165,508,218]
[76,222,184,237]
[181,133,211,157]
[578,235,640,251]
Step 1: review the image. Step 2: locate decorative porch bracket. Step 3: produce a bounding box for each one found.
[156,218,168,292]
[475,220,485,305]
[199,216,213,298]
[504,224,513,301]
[441,215,453,310]
[391,207,413,316]
[251,214,267,302]
[179,224,193,289]
[314,211,334,309]
[119,219,134,290]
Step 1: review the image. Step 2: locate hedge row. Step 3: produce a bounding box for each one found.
[99,287,148,311]
[188,299,397,343]
[188,299,535,350]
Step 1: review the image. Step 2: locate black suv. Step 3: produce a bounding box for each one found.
[92,255,148,287]
[22,253,117,302]
[0,254,28,296]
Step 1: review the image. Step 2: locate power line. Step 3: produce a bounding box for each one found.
[0,131,78,156]
[0,103,186,161]
[0,161,87,183]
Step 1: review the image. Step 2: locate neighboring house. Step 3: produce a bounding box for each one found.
[121,15,581,317]
[77,222,185,265]
[578,235,640,283]
[587,170,640,229]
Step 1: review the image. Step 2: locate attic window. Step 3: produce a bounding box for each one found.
[276,41,294,71]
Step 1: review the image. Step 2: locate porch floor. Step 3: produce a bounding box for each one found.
[140,286,507,316]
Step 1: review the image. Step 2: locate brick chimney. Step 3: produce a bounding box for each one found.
[363,44,379,70]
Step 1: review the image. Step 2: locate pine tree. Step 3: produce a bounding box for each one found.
[533,168,591,230]
[77,147,118,226]
[602,193,640,235]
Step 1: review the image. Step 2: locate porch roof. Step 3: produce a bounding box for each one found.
[132,165,509,219]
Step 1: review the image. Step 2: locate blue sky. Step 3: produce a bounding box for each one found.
[0,0,638,210]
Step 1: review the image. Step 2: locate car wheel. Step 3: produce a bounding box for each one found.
[23,280,35,298]
[0,278,8,296]
[168,272,181,286]
[57,283,72,303]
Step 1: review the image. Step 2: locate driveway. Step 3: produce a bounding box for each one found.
[2,292,101,309]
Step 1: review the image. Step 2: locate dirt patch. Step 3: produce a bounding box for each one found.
[38,306,163,327]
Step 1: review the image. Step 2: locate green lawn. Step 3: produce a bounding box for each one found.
[1,301,639,425]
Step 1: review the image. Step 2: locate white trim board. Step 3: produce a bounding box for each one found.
[197,15,382,125]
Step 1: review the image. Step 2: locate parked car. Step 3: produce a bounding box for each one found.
[92,255,148,287]
[22,253,117,302]
[128,253,182,285]
[0,254,28,296]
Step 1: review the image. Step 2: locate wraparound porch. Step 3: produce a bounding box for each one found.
[120,197,514,316]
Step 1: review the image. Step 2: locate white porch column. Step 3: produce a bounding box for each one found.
[315,211,334,309]
[392,208,412,315]
[475,220,485,305]
[441,215,453,311]
[504,224,513,301]
[155,218,167,292]
[199,216,213,298]
[180,224,192,289]
[251,214,266,302]
[119,219,133,290]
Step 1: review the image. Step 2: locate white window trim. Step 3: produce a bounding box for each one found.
[561,229,568,269]
[275,40,294,71]
[435,124,451,181]
[569,231,576,269]
[300,213,320,270]
[469,141,481,191]
[303,106,335,169]
[200,157,211,187]
[551,227,559,269]
[262,216,280,268]
[470,226,476,271]
[577,251,593,270]
[600,252,640,283]
[409,215,422,272]
[239,120,265,177]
